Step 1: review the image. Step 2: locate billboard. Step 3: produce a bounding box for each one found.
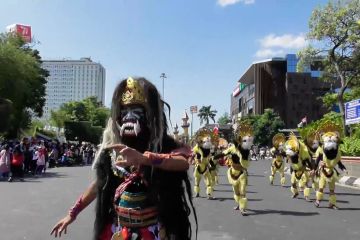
[6,24,32,43]
[345,99,360,125]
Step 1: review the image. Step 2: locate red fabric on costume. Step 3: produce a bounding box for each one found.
[99,224,112,240]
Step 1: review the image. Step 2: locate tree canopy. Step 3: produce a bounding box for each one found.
[217,112,231,125]
[50,96,110,128]
[297,0,360,136]
[198,105,217,125]
[0,33,48,137]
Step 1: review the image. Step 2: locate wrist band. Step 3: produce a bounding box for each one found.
[69,195,85,219]
[143,152,171,166]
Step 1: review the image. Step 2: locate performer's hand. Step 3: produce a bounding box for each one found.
[51,215,74,238]
[105,144,147,167]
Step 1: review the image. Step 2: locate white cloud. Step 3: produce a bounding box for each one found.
[259,34,307,49]
[218,0,255,7]
[255,49,285,58]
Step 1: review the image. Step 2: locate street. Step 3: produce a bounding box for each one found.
[1,161,360,240]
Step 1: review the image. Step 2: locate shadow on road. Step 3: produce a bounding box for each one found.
[247,209,320,216]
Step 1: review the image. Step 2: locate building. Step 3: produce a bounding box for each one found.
[42,58,105,119]
[230,54,336,128]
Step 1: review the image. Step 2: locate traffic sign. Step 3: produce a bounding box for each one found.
[345,99,360,125]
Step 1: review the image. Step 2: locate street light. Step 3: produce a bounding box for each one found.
[160,73,167,99]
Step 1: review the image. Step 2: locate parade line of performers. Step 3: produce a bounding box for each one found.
[191,121,348,216]
[51,77,349,240]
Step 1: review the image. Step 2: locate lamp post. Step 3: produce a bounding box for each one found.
[160,73,167,99]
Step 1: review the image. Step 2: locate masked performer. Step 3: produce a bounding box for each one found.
[192,128,217,199]
[303,132,320,190]
[314,122,347,209]
[269,133,286,186]
[51,77,197,240]
[216,123,253,215]
[284,133,313,201]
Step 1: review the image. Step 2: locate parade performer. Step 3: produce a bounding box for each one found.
[314,122,347,209]
[269,133,286,186]
[192,128,217,199]
[209,146,219,188]
[303,131,321,190]
[216,123,253,215]
[284,133,313,201]
[51,77,197,240]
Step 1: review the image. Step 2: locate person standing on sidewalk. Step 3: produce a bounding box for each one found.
[8,143,25,182]
[0,144,11,179]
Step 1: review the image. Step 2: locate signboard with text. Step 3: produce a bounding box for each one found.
[6,24,32,43]
[190,106,198,113]
[345,99,360,125]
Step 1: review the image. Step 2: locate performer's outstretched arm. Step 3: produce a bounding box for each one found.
[106,144,190,171]
[51,180,97,238]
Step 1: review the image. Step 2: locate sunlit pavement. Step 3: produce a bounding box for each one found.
[1,161,360,240]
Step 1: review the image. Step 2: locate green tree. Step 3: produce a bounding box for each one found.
[251,109,285,146]
[217,112,231,125]
[297,0,360,136]
[0,33,48,137]
[198,105,217,125]
[50,97,110,128]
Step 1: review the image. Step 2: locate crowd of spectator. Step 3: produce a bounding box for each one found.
[0,137,97,182]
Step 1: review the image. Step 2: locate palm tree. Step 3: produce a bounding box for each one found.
[198,105,217,125]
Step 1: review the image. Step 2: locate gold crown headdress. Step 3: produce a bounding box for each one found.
[121,77,146,105]
[195,128,217,145]
[272,133,286,148]
[306,131,320,146]
[235,123,253,143]
[285,132,300,152]
[317,121,342,139]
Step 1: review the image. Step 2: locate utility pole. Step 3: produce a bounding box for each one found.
[160,73,167,99]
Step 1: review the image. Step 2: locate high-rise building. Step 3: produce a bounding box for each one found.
[230,54,336,128]
[42,57,105,119]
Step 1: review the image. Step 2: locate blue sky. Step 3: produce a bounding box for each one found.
[0,0,329,133]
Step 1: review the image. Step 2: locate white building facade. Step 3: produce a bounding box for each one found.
[41,58,105,119]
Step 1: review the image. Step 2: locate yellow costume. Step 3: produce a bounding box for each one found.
[303,132,320,190]
[269,133,286,186]
[222,123,253,215]
[192,128,217,199]
[314,122,347,209]
[285,133,312,201]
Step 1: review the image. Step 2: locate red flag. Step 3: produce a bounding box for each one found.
[213,126,219,135]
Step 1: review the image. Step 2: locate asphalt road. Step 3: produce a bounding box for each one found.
[1,160,360,240]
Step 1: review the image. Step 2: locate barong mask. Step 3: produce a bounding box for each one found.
[318,122,341,152]
[110,77,164,152]
[272,133,286,152]
[236,123,254,150]
[195,128,217,150]
[306,132,320,151]
[285,133,299,158]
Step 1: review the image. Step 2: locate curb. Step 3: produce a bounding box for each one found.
[284,167,360,190]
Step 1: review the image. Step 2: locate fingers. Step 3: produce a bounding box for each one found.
[51,223,62,237]
[115,160,130,167]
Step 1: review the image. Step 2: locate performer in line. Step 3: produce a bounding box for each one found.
[215,123,253,216]
[314,122,347,209]
[269,133,286,186]
[303,131,321,190]
[192,128,217,199]
[51,77,197,240]
[284,133,313,201]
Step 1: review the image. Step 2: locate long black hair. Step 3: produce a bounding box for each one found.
[93,77,197,240]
